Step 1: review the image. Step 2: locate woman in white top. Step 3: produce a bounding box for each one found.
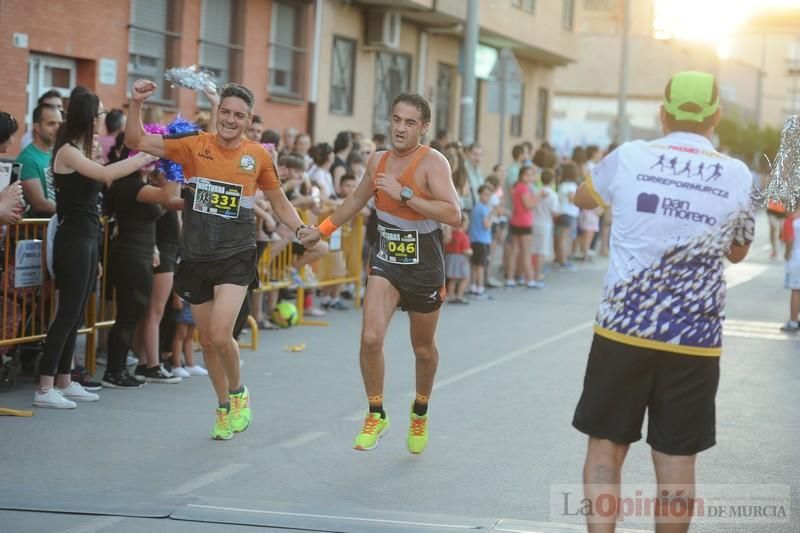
[555,161,580,270]
[307,142,335,200]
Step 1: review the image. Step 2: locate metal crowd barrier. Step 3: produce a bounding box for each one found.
[2,213,365,373]
[292,211,364,326]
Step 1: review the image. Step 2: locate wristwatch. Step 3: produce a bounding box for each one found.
[400,186,414,205]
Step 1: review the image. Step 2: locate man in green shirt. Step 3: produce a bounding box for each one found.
[16,103,61,218]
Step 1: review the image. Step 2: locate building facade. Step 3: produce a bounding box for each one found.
[729,7,800,129]
[1,0,315,154]
[1,0,578,171]
[552,0,761,154]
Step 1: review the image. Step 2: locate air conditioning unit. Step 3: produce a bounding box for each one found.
[365,11,401,49]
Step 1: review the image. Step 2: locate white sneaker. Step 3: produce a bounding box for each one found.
[126,355,139,367]
[184,365,208,376]
[306,307,326,317]
[56,381,100,402]
[171,366,191,378]
[33,389,77,409]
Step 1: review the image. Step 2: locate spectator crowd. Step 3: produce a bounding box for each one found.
[0,86,621,407]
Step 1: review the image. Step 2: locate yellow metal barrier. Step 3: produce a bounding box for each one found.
[1,212,365,373]
[293,213,364,326]
[1,218,109,375]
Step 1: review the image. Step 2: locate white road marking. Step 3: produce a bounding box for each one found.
[277,431,328,448]
[724,319,800,341]
[67,463,252,532]
[344,410,365,422]
[164,463,250,496]
[433,262,768,391]
[186,503,480,529]
[61,517,125,533]
[434,321,595,391]
[494,519,651,533]
[726,263,768,289]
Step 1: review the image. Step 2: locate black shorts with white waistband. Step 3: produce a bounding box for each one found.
[174,248,257,305]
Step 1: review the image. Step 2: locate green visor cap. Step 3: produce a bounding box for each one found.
[663,71,719,123]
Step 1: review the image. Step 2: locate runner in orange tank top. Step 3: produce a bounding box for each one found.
[300,94,460,454]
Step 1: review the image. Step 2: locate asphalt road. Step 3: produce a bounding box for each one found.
[0,215,797,533]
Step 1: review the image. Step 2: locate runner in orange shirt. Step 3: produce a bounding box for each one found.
[125,79,307,440]
[300,94,460,453]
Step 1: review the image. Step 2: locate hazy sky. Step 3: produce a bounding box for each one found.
[654,0,799,57]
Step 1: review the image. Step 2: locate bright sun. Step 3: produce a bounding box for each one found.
[653,0,800,58]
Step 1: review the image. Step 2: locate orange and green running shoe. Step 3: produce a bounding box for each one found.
[407,412,429,454]
[212,407,233,440]
[229,386,252,433]
[353,412,390,450]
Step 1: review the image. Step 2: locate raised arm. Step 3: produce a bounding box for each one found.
[125,79,167,158]
[135,180,181,206]
[203,87,219,135]
[58,145,157,186]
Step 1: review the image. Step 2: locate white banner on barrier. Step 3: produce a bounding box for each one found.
[15,239,43,288]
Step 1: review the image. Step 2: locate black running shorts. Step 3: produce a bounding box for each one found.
[470,242,490,266]
[174,248,257,305]
[572,334,720,456]
[369,267,444,314]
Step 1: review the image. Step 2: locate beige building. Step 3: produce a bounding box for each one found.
[312,0,579,169]
[552,0,760,153]
[728,7,800,129]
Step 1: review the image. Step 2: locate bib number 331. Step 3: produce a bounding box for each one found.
[377,226,419,265]
[193,178,243,219]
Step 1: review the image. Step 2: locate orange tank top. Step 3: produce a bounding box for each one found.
[373,145,431,221]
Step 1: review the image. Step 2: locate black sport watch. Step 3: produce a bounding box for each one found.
[400,186,414,205]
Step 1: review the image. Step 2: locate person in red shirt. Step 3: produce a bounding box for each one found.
[444,213,472,304]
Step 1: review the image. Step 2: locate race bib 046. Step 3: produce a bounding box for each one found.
[192,178,243,219]
[376,225,419,265]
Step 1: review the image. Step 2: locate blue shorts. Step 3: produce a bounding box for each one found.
[177,303,194,325]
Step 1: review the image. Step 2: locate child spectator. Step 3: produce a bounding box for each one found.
[555,161,580,271]
[485,174,507,287]
[578,207,602,262]
[781,206,800,331]
[170,294,207,376]
[506,166,538,288]
[320,174,362,310]
[532,168,559,286]
[468,184,494,299]
[445,214,472,304]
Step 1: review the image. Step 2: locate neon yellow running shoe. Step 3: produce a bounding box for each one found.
[212,407,233,440]
[353,412,390,451]
[229,386,252,433]
[407,412,429,454]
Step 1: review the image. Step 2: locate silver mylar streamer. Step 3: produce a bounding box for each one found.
[164,65,217,93]
[759,115,800,211]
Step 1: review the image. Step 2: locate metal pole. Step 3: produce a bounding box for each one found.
[307,0,324,139]
[616,0,631,143]
[460,0,479,144]
[417,31,428,95]
[498,53,506,166]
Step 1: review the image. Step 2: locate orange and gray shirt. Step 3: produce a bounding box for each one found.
[163,131,279,262]
[369,146,445,291]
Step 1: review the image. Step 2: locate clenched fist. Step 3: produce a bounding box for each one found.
[131,79,157,103]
